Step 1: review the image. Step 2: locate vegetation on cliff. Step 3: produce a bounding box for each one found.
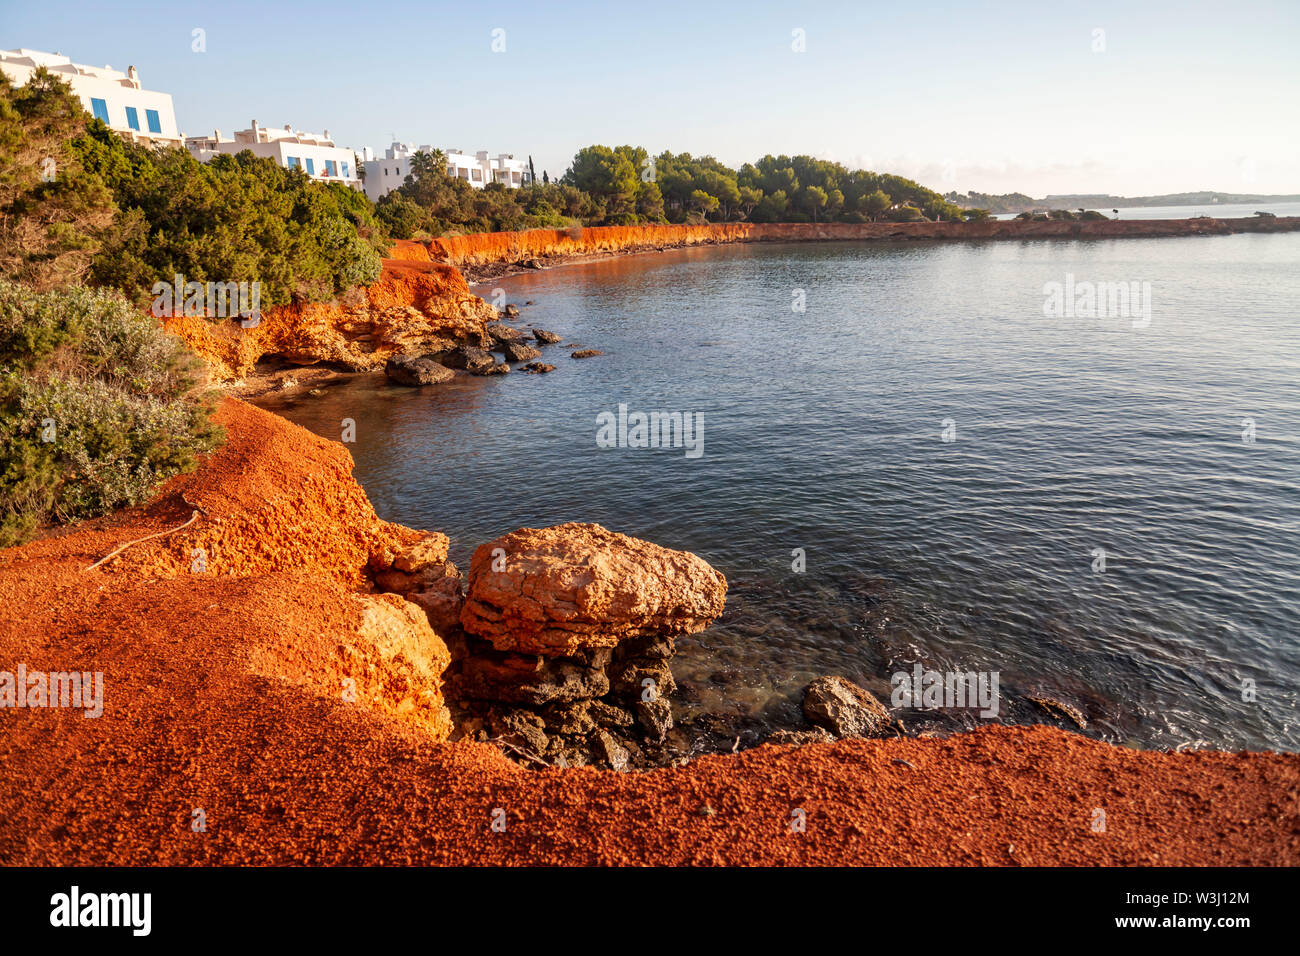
[1,68,385,308]
[0,279,221,546]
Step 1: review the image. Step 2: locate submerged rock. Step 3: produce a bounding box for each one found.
[384,354,455,386]
[802,676,892,738]
[522,362,555,374]
[571,349,603,359]
[473,362,510,376]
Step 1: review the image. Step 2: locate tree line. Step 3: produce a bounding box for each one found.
[375,145,992,239]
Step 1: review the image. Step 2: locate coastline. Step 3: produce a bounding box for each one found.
[2,397,1296,865]
[435,216,1300,284]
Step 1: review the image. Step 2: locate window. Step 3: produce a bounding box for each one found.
[124,106,140,131]
[145,109,161,134]
[305,158,315,175]
[324,160,337,177]
[471,168,481,181]
[90,98,110,123]
[287,156,300,169]
[341,162,349,179]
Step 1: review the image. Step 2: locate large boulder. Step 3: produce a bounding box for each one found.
[802,676,891,738]
[460,522,727,656]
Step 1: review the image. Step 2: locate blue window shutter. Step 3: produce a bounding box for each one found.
[90,98,110,123]
[145,109,161,133]
[342,162,349,179]
[287,156,299,169]
[124,106,140,130]
[305,158,314,175]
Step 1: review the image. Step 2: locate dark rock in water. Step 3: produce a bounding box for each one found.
[802,675,891,738]
[524,300,534,306]
[437,345,495,372]
[500,341,542,363]
[523,258,544,269]
[1025,695,1088,729]
[486,322,529,344]
[473,362,510,376]
[502,304,520,317]
[591,730,630,771]
[533,328,563,344]
[571,349,604,359]
[522,362,555,374]
[636,698,673,743]
[384,354,454,386]
[766,727,836,746]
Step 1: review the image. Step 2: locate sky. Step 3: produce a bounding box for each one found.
[2,0,1297,197]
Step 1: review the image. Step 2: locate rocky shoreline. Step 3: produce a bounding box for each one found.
[2,398,1296,864]
[437,216,1300,284]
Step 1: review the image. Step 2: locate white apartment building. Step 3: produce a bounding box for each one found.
[363,141,439,202]
[0,48,182,148]
[186,121,361,187]
[364,142,532,199]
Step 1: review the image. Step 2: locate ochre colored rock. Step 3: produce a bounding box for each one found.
[162,258,496,381]
[409,575,466,638]
[104,399,414,586]
[348,593,453,738]
[460,522,726,656]
[424,218,1300,270]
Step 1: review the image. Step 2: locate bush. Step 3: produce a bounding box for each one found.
[0,280,222,547]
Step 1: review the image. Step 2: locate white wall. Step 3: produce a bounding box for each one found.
[0,49,182,146]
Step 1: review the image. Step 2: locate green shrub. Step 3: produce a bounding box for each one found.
[0,279,222,547]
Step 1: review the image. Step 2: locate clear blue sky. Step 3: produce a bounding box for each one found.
[3,0,1297,196]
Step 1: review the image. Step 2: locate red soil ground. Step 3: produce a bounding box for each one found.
[1,400,1296,865]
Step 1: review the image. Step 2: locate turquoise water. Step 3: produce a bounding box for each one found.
[263,233,1300,751]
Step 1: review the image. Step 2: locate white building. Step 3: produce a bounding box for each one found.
[186,121,361,187]
[364,142,532,200]
[363,141,439,202]
[0,48,182,148]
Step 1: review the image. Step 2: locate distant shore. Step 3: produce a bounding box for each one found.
[431,216,1300,284]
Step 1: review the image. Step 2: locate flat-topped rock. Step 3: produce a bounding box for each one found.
[460,522,727,656]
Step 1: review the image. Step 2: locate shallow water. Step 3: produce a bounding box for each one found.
[262,233,1300,751]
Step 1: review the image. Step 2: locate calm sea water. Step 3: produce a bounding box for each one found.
[263,234,1300,752]
[996,200,1300,221]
